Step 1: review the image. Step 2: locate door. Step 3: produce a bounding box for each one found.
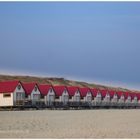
[75,95,80,102]
[16,92,23,100]
[63,95,69,105]
[48,95,55,105]
[87,96,92,102]
[33,94,40,104]
[16,92,24,105]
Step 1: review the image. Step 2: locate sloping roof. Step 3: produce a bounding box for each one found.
[136,93,140,100]
[38,84,53,95]
[100,89,108,98]
[22,83,37,95]
[0,80,20,93]
[129,92,136,100]
[123,91,128,99]
[90,88,99,97]
[79,87,91,97]
[53,85,67,96]
[67,86,79,96]
[117,91,124,98]
[108,90,116,98]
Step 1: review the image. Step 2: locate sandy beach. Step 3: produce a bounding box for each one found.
[0,109,140,138]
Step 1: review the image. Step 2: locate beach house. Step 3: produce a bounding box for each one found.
[124,92,132,105]
[130,92,138,105]
[92,89,102,104]
[22,82,41,105]
[39,84,55,106]
[79,87,92,102]
[0,81,25,106]
[100,89,110,105]
[136,93,140,104]
[53,85,69,105]
[109,90,118,105]
[67,86,81,103]
[117,91,125,105]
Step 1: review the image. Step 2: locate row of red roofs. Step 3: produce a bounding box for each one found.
[0,80,140,100]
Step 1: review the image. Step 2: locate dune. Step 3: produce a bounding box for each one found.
[0,109,140,138]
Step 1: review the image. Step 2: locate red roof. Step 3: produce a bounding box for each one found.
[79,87,91,97]
[0,80,20,93]
[100,89,108,98]
[129,92,136,100]
[67,86,79,96]
[123,92,129,99]
[38,84,53,95]
[108,90,116,98]
[22,83,37,95]
[53,85,67,96]
[116,91,124,98]
[90,88,99,97]
[136,93,140,100]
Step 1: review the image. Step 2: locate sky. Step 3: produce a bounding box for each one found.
[0,2,140,90]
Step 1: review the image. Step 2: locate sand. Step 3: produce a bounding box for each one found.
[0,109,140,138]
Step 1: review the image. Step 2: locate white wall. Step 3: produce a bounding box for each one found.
[30,85,41,101]
[84,91,92,102]
[60,89,69,103]
[125,96,132,103]
[0,93,13,106]
[103,93,110,102]
[111,94,118,103]
[132,96,138,103]
[13,83,25,102]
[0,82,25,107]
[118,95,125,103]
[73,90,80,102]
[94,93,102,102]
[44,88,55,105]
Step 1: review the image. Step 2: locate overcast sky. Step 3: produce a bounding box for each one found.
[0,2,140,90]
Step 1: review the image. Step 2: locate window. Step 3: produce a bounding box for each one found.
[50,88,53,93]
[18,84,21,90]
[16,92,23,100]
[33,94,40,100]
[97,93,101,97]
[75,96,80,102]
[3,93,11,98]
[34,86,37,92]
[64,89,67,93]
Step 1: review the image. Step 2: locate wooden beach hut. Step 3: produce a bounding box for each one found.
[130,92,138,105]
[53,85,69,105]
[117,91,125,106]
[124,92,132,104]
[0,81,25,107]
[100,89,110,105]
[109,90,118,105]
[67,86,81,103]
[91,88,102,105]
[136,93,140,104]
[22,83,41,105]
[38,84,55,106]
[79,87,92,103]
